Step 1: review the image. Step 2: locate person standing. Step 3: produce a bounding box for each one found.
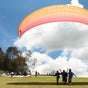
[10,72,14,78]
[35,71,38,76]
[55,71,60,84]
[61,70,68,84]
[68,69,76,84]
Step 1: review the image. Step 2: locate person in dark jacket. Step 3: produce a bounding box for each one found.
[55,71,60,84]
[61,70,68,84]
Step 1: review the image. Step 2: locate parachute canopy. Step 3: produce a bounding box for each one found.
[18,5,88,37]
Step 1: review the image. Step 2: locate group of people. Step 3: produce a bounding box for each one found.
[55,69,76,85]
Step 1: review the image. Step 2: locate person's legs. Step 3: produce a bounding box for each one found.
[64,77,67,84]
[63,77,66,84]
[56,77,59,84]
[68,77,72,84]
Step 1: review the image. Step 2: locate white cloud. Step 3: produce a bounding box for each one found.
[71,0,84,8]
[14,22,88,77]
[71,47,88,64]
[14,22,88,51]
[30,52,88,77]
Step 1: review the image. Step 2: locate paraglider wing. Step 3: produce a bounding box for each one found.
[18,5,88,37]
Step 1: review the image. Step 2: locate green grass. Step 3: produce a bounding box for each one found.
[0,76,88,88]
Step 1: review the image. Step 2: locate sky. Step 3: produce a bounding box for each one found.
[0,0,88,76]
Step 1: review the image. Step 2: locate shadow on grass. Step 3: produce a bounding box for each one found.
[7,82,88,86]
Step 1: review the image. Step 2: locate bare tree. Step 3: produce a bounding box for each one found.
[25,50,37,75]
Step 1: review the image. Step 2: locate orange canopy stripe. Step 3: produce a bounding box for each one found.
[18,5,88,37]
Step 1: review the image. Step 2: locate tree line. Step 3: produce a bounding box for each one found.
[0,47,27,73]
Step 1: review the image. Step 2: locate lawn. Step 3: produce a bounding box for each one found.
[0,76,88,88]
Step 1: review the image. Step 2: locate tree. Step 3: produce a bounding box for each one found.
[13,51,26,73]
[25,50,37,74]
[0,48,5,70]
[6,47,18,59]
[4,46,27,72]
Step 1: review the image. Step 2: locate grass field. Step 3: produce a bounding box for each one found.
[0,76,88,88]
